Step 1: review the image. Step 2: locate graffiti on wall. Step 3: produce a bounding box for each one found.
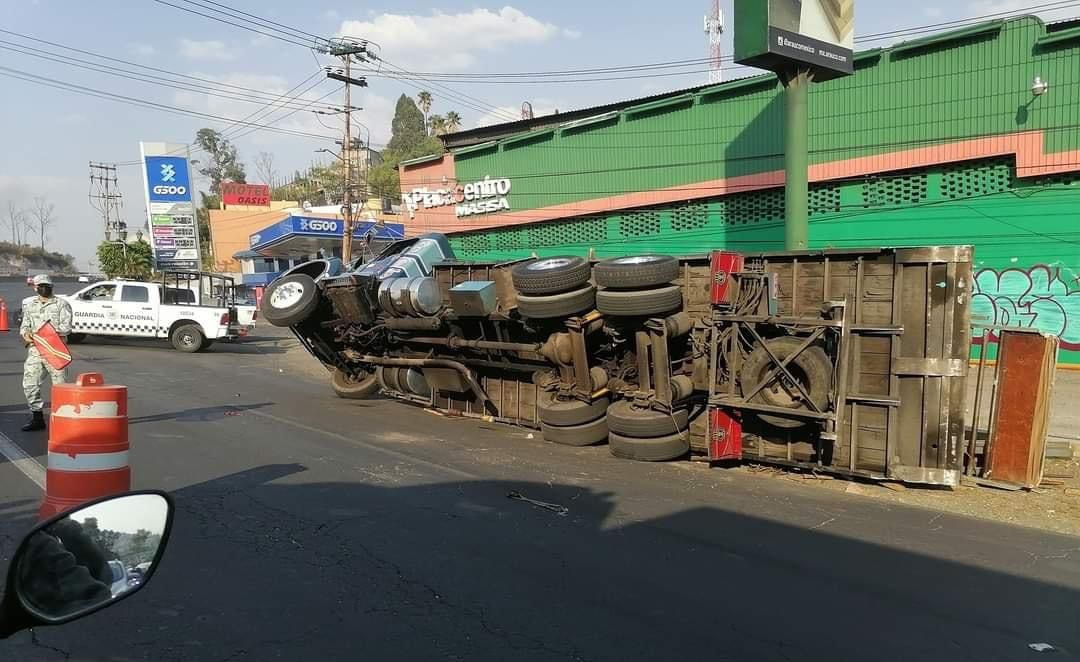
[972,265,1080,349]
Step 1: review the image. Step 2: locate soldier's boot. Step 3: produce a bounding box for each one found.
[21,411,45,432]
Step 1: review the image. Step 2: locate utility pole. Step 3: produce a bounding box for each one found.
[89,162,123,241]
[325,39,369,265]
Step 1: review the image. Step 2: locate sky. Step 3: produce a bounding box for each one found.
[0,0,1076,267]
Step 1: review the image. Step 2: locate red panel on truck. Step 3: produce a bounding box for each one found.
[710,251,744,305]
[709,407,742,461]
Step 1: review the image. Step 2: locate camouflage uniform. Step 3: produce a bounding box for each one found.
[20,296,73,412]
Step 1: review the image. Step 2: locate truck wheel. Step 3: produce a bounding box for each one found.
[606,400,689,437]
[517,285,596,319]
[538,392,609,427]
[594,255,679,289]
[609,431,689,462]
[740,337,832,429]
[171,324,205,353]
[262,274,319,327]
[541,417,609,447]
[332,367,379,399]
[596,285,682,316]
[66,333,87,345]
[511,256,591,295]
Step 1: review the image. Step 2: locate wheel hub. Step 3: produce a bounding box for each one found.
[270,282,304,309]
[529,258,573,271]
[616,255,662,265]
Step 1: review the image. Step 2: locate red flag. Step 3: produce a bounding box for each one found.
[31,321,72,370]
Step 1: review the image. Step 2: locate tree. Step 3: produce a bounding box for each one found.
[386,95,429,155]
[416,91,432,133]
[429,114,447,136]
[4,201,25,245]
[193,128,246,194]
[444,111,462,134]
[97,239,153,279]
[254,151,277,188]
[29,196,56,251]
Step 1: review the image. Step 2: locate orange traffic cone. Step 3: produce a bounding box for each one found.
[0,298,8,332]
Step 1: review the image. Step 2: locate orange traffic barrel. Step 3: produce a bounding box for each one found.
[39,373,129,520]
[0,298,8,332]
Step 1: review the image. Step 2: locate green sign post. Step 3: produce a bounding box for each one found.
[735,0,855,249]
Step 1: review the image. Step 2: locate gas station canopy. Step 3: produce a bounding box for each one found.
[249,214,406,258]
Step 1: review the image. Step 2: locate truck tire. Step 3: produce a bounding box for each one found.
[538,392,609,427]
[595,285,682,316]
[171,324,205,353]
[66,333,86,345]
[606,400,689,437]
[517,285,596,319]
[511,256,591,295]
[609,431,689,462]
[262,273,319,327]
[740,336,832,429]
[541,417,609,447]
[594,255,680,289]
[332,367,380,399]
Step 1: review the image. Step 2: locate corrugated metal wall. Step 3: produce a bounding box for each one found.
[451,17,1079,212]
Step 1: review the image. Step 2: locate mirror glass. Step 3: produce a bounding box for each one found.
[15,494,169,621]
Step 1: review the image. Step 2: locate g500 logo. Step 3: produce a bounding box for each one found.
[153,185,187,195]
[299,219,337,232]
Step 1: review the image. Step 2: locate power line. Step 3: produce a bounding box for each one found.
[0,42,339,112]
[0,28,330,106]
[0,65,336,142]
[148,0,320,49]
[175,0,329,44]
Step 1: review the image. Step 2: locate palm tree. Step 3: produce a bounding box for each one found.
[416,91,433,134]
[429,114,447,136]
[444,111,462,134]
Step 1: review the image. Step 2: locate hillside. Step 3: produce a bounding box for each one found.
[0,242,78,275]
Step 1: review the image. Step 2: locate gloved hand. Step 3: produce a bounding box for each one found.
[17,532,112,618]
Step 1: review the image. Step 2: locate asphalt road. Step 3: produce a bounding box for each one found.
[0,317,1078,660]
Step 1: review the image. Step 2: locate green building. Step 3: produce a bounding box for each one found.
[399,16,1080,362]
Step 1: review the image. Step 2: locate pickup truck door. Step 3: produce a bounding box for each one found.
[114,284,160,337]
[70,283,119,336]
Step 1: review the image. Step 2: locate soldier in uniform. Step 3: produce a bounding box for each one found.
[19,274,73,431]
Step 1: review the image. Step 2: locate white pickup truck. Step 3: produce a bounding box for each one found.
[59,276,255,352]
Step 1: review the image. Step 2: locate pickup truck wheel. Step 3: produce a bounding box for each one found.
[332,367,379,399]
[171,324,205,353]
[538,392,609,427]
[511,256,591,295]
[262,274,319,327]
[540,416,609,447]
[594,255,680,289]
[516,285,596,319]
[595,285,683,316]
[609,431,689,462]
[66,333,87,345]
[606,400,689,437]
[740,337,832,429]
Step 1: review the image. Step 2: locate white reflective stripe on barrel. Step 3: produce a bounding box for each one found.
[47,450,129,471]
[53,401,121,417]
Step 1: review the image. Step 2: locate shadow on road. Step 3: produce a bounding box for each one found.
[77,336,291,355]
[129,402,274,424]
[2,462,1078,660]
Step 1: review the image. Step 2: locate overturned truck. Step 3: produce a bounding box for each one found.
[262,235,972,487]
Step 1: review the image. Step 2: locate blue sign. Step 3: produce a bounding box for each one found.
[145,156,192,203]
[248,214,406,256]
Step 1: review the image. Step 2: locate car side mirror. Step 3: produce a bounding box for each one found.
[78,293,90,301]
[0,491,173,639]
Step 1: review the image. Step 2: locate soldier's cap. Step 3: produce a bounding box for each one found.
[32,274,53,286]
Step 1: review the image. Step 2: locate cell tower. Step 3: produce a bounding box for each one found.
[704,0,724,84]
